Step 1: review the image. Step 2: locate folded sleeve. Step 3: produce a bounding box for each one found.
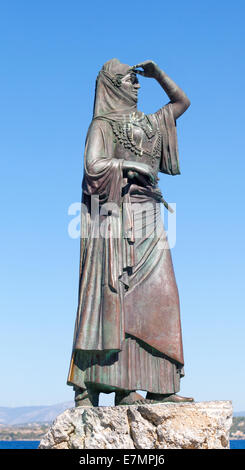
[149,102,180,175]
[83,120,123,206]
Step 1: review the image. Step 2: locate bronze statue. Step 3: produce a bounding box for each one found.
[67,59,193,406]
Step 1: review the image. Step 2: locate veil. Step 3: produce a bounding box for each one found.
[92,58,139,122]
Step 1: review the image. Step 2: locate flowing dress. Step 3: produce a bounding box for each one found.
[67,102,185,394]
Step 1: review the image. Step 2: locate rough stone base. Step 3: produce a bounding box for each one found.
[38,401,232,449]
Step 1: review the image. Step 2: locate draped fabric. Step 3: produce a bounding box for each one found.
[68,335,183,394]
[72,157,125,352]
[67,59,184,392]
[149,104,180,176]
[93,58,137,120]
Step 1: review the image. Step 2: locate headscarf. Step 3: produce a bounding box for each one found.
[92,58,139,122]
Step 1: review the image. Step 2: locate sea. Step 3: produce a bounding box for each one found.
[0,440,244,449]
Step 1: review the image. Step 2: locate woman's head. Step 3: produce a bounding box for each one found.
[93,59,139,119]
[101,59,140,100]
[120,71,140,100]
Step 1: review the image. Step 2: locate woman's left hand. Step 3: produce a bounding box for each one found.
[128,170,158,186]
[131,60,160,79]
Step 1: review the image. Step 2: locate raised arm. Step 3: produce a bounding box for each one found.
[132,60,190,120]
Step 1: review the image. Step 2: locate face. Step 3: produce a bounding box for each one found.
[120,72,140,99]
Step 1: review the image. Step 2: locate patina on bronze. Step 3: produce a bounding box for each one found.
[67,59,193,406]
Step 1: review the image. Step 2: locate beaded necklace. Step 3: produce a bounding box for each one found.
[110,113,162,166]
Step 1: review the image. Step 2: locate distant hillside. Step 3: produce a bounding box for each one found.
[233,411,245,417]
[0,401,73,425]
[230,417,245,439]
[0,402,244,426]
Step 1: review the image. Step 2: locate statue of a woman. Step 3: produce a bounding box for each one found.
[67,59,193,406]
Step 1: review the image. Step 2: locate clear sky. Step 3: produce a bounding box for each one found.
[1,0,245,410]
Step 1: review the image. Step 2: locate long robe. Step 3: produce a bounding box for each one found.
[67,102,184,394]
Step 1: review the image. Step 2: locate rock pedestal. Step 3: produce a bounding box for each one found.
[39,401,232,449]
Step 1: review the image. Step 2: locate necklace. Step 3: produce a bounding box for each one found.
[110,113,162,163]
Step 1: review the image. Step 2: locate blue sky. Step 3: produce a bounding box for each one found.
[1,0,245,410]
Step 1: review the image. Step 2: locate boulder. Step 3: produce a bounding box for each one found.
[39,400,232,449]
